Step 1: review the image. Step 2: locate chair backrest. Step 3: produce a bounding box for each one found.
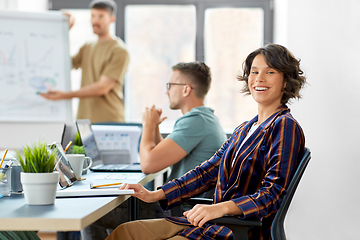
[271,147,311,240]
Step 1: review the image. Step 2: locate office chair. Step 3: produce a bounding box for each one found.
[186,147,311,240]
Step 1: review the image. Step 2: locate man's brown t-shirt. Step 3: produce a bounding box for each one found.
[72,37,129,123]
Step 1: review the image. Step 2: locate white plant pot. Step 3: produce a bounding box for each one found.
[20,172,59,205]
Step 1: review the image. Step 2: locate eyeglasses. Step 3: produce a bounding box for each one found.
[166,82,193,90]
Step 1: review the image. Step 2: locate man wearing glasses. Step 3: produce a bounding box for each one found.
[140,61,227,181]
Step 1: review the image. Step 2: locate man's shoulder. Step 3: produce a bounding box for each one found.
[174,114,204,129]
[176,107,210,125]
[103,38,129,58]
[173,107,221,133]
[77,41,103,53]
[114,37,126,46]
[84,38,127,51]
[170,113,204,137]
[183,106,215,118]
[111,37,128,51]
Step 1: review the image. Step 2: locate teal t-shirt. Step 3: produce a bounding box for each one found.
[167,106,227,181]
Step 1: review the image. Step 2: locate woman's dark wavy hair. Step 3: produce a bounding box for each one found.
[238,44,306,104]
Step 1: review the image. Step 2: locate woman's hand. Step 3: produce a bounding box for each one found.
[183,204,225,227]
[183,201,243,228]
[120,183,166,203]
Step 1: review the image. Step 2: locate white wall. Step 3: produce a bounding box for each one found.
[0,0,16,10]
[0,0,47,11]
[274,0,360,239]
[17,0,48,11]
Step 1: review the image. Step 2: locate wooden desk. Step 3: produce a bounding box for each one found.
[0,169,168,239]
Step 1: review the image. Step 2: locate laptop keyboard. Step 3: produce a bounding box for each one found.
[90,163,142,172]
[92,164,129,170]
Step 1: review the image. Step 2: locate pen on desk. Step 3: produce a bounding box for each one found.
[0,160,13,182]
[90,182,122,189]
[64,141,72,153]
[0,149,8,168]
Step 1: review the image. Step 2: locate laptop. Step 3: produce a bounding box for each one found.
[75,119,142,173]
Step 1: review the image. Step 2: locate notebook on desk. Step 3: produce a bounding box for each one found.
[56,188,134,197]
[75,119,142,173]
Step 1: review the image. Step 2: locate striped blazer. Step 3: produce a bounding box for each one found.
[159,105,305,240]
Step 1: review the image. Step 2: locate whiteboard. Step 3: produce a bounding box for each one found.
[0,11,72,122]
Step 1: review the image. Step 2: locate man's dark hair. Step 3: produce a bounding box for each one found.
[238,44,306,104]
[172,61,211,99]
[89,0,117,16]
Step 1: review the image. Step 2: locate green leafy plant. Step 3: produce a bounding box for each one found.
[69,145,86,154]
[16,141,56,173]
[74,132,83,146]
[68,131,86,154]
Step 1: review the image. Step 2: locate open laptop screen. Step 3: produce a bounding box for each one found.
[75,119,102,166]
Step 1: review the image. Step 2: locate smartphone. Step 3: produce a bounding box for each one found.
[48,142,77,188]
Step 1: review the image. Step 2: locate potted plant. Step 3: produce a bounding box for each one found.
[16,141,59,205]
[68,132,86,154]
[69,145,86,155]
[68,132,88,176]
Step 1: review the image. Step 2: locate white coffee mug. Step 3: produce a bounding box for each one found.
[66,154,92,179]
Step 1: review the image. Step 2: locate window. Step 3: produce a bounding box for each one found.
[204,8,264,131]
[50,0,273,132]
[124,5,196,129]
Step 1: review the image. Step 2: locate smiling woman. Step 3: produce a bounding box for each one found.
[239,44,306,106]
[104,44,307,240]
[247,54,285,111]
[238,44,306,126]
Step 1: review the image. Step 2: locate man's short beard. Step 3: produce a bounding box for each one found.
[169,103,179,110]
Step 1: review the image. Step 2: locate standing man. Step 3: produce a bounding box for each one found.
[81,61,227,240]
[41,0,129,123]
